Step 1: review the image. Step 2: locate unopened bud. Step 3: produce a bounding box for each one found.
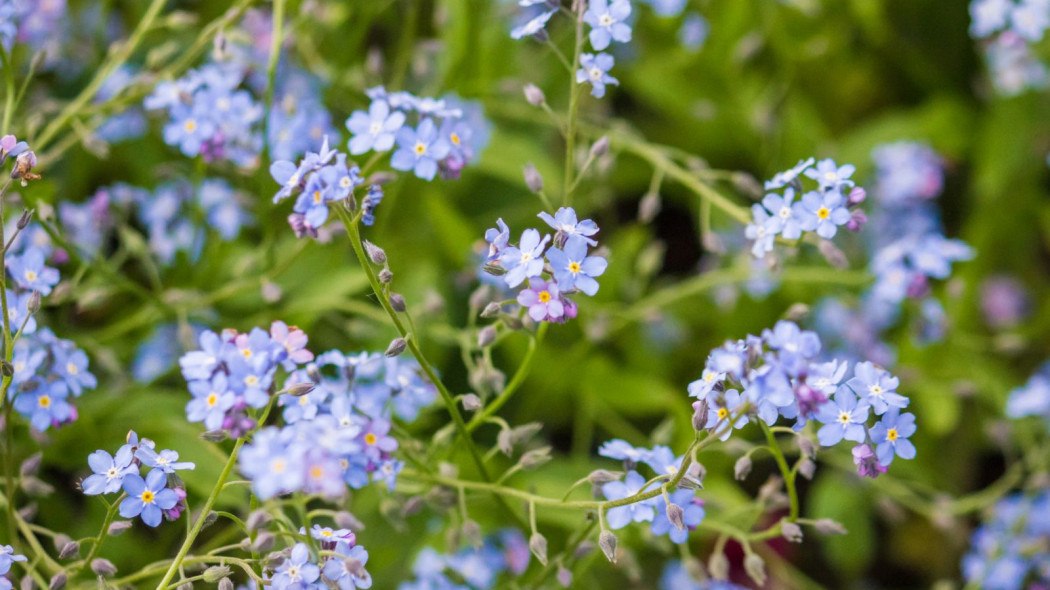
[378,268,393,283]
[107,521,133,536]
[529,532,548,566]
[691,400,709,431]
[589,136,610,158]
[0,361,12,378]
[797,436,816,460]
[199,429,228,442]
[363,240,387,265]
[17,209,33,229]
[385,337,407,357]
[684,556,705,582]
[335,511,366,531]
[818,239,849,270]
[90,558,117,577]
[251,532,276,552]
[557,566,573,587]
[281,382,315,397]
[468,286,491,310]
[480,302,502,318]
[48,573,66,590]
[598,530,618,563]
[798,458,816,480]
[813,518,847,535]
[461,393,481,411]
[477,325,497,348]
[20,452,42,477]
[708,551,729,580]
[587,469,621,485]
[734,456,752,481]
[848,186,867,205]
[666,503,686,532]
[202,565,231,583]
[462,520,483,548]
[781,521,803,543]
[390,293,406,312]
[52,534,72,553]
[518,446,552,470]
[201,510,218,529]
[523,163,543,193]
[218,579,234,590]
[523,83,546,106]
[638,192,661,223]
[57,541,79,560]
[744,553,766,586]
[27,291,41,314]
[402,496,425,517]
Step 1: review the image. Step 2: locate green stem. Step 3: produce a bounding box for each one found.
[0,42,16,135]
[466,322,547,433]
[761,422,798,521]
[261,0,285,167]
[76,495,124,573]
[562,1,585,205]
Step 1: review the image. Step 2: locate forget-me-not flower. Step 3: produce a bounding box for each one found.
[119,469,180,527]
[577,53,619,98]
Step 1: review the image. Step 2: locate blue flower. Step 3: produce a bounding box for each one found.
[1010,0,1049,41]
[185,376,235,431]
[119,469,179,527]
[804,158,856,191]
[179,330,226,381]
[793,189,851,239]
[576,53,619,98]
[239,428,303,499]
[651,489,705,543]
[869,409,916,466]
[82,447,136,495]
[537,207,599,246]
[598,439,650,463]
[761,187,803,240]
[764,158,814,190]
[602,471,657,528]
[163,103,216,158]
[484,218,511,262]
[390,118,450,181]
[687,368,726,400]
[583,0,633,51]
[272,543,321,589]
[270,158,310,203]
[322,543,372,590]
[970,0,1012,37]
[546,236,607,295]
[706,389,750,440]
[0,545,26,577]
[13,380,72,431]
[54,347,97,397]
[847,361,907,415]
[294,172,336,228]
[135,447,195,473]
[7,247,59,295]
[511,6,558,40]
[500,229,550,288]
[359,418,398,463]
[346,100,406,155]
[745,204,776,257]
[361,185,383,226]
[815,389,869,446]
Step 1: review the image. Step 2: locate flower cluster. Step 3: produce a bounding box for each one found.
[482,207,608,323]
[0,545,27,590]
[263,536,371,590]
[0,0,66,59]
[269,72,338,163]
[962,490,1050,590]
[345,87,488,181]
[57,180,252,265]
[970,0,1049,95]
[689,321,916,476]
[146,61,263,166]
[1006,361,1050,426]
[599,440,706,542]
[270,138,368,237]
[747,158,866,258]
[80,431,193,527]
[399,530,530,590]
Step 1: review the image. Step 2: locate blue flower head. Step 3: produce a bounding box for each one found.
[81,447,136,496]
[869,409,917,466]
[583,0,633,50]
[347,99,406,155]
[602,471,657,528]
[119,469,179,527]
[546,236,608,296]
[816,389,870,446]
[576,53,619,98]
[7,247,59,295]
[390,118,451,181]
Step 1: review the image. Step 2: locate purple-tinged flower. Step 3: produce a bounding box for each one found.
[546,236,607,295]
[7,247,59,295]
[271,321,314,368]
[272,543,321,589]
[537,207,599,246]
[847,361,907,415]
[804,158,856,191]
[501,229,550,287]
[516,278,566,321]
[13,380,72,431]
[311,524,356,549]
[391,118,450,181]
[119,469,180,527]
[576,53,619,98]
[816,390,869,446]
[851,443,887,478]
[806,360,847,396]
[0,135,28,165]
[583,0,633,50]
[602,471,657,528]
[869,409,917,466]
[135,447,195,474]
[82,447,136,495]
[764,158,814,190]
[794,189,851,239]
[346,100,406,155]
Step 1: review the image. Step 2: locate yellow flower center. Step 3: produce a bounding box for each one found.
[38,395,51,408]
[414,142,427,155]
[569,262,581,274]
[313,190,323,204]
[310,466,323,479]
[141,490,155,504]
[450,132,461,146]
[24,270,37,282]
[244,375,259,387]
[717,407,729,420]
[298,395,310,406]
[206,393,218,407]
[538,291,551,303]
[66,362,78,375]
[887,428,899,442]
[321,530,332,537]
[271,459,287,473]
[838,411,851,424]
[817,207,830,220]
[241,348,252,359]
[365,433,378,445]
[184,119,197,133]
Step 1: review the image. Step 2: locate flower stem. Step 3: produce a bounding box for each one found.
[466,322,547,433]
[761,422,799,521]
[562,0,585,206]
